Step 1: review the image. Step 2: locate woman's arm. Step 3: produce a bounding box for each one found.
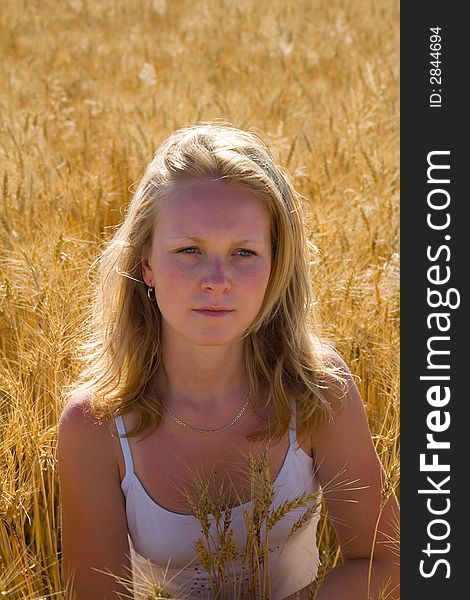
[58,392,131,599]
[286,353,400,600]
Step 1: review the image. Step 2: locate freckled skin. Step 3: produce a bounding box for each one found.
[141,179,272,348]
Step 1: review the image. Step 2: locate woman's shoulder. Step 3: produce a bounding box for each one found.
[308,334,349,374]
[311,338,348,369]
[60,389,101,429]
[58,389,117,457]
[59,389,131,482]
[315,345,353,401]
[312,347,366,441]
[60,388,93,419]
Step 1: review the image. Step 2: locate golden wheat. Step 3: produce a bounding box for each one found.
[0,0,398,596]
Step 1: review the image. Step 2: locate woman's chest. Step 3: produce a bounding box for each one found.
[116,420,290,513]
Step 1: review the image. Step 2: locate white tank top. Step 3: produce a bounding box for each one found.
[115,404,321,599]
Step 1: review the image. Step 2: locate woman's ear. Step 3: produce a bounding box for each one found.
[141,257,153,287]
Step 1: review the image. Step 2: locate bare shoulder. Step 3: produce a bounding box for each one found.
[60,389,100,426]
[58,390,130,598]
[317,347,360,418]
[311,348,400,584]
[58,389,117,473]
[310,347,375,484]
[60,389,113,432]
[314,346,374,462]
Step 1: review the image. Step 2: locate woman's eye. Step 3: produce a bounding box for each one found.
[236,249,257,257]
[177,247,199,254]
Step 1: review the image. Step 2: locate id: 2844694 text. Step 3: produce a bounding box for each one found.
[429,27,443,108]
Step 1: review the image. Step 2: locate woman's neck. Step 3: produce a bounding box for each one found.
[155,335,250,411]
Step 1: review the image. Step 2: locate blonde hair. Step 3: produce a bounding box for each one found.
[68,122,346,441]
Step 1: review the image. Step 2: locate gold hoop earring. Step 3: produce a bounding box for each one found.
[147,286,156,302]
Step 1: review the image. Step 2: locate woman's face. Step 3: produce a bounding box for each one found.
[141,178,272,347]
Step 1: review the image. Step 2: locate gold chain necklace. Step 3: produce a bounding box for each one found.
[158,391,252,433]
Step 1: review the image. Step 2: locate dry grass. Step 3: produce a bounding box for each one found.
[0,0,399,597]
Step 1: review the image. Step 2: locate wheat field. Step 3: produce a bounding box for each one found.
[0,0,399,597]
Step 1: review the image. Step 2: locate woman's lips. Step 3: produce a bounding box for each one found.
[193,309,234,317]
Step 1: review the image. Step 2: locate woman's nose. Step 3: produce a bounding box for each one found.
[200,259,231,292]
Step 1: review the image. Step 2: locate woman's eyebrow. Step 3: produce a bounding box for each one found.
[167,236,266,244]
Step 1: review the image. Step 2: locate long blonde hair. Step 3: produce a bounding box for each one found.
[68,122,346,441]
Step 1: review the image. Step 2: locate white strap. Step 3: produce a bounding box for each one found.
[114,415,134,477]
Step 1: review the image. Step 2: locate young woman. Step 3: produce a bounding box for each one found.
[58,123,399,599]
